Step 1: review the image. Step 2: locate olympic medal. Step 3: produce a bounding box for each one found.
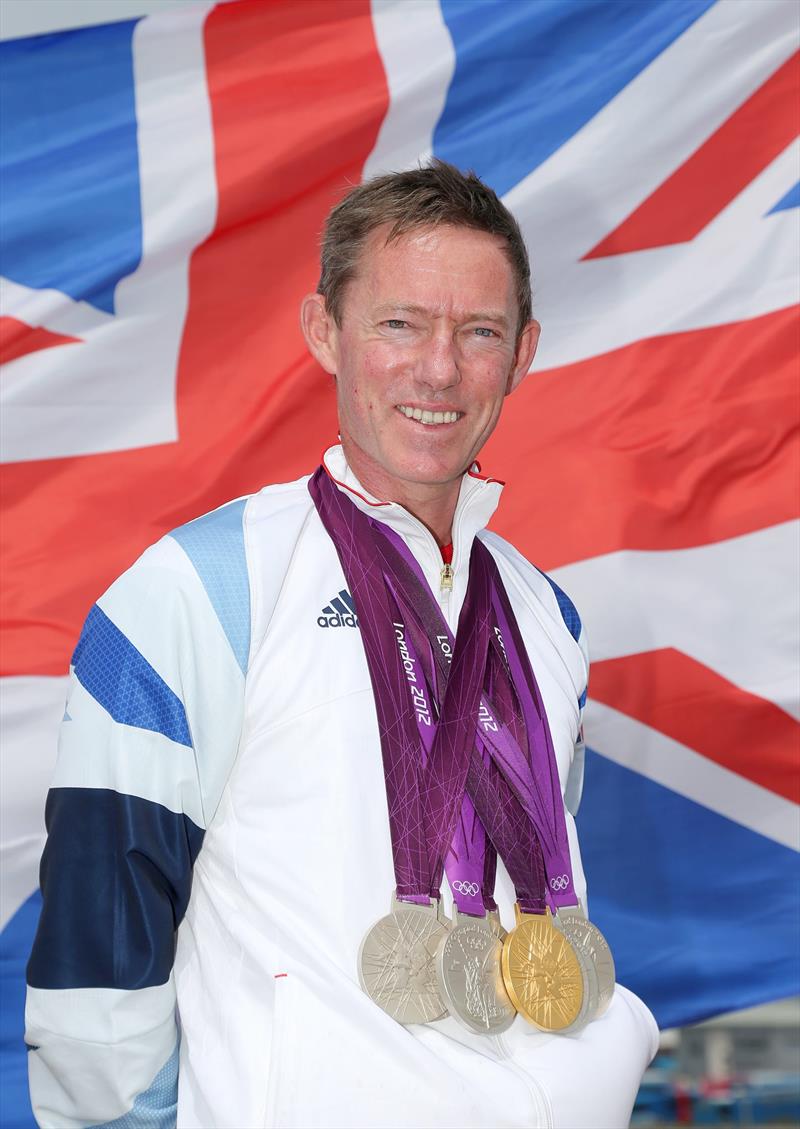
[487,909,507,942]
[554,907,615,1017]
[501,907,584,1031]
[358,901,450,1024]
[549,918,599,1033]
[437,914,516,1035]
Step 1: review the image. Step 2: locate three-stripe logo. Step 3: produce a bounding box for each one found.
[317,589,358,629]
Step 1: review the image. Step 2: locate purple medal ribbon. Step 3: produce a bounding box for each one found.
[370,513,578,910]
[309,468,492,907]
[384,576,493,917]
[372,527,549,914]
[310,467,561,918]
[486,573,578,907]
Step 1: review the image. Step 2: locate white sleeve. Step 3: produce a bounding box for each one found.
[25,499,251,1128]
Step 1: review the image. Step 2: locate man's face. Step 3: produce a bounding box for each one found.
[304,223,539,495]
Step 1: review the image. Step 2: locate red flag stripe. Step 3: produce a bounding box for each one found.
[589,648,800,804]
[0,317,81,366]
[586,51,800,258]
[2,295,796,674]
[484,305,800,570]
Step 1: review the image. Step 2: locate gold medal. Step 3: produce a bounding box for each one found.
[501,905,584,1031]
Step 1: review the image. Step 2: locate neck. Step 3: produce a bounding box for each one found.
[341,440,461,546]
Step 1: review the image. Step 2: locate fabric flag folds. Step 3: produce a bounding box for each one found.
[1,0,798,1124]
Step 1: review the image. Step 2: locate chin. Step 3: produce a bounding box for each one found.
[391,453,468,487]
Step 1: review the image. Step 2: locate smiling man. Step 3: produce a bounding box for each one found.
[26,162,657,1129]
[302,207,539,545]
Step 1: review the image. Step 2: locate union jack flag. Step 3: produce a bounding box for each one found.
[1,1,797,1123]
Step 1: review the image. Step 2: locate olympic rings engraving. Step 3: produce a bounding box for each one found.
[550,875,569,891]
[452,880,480,897]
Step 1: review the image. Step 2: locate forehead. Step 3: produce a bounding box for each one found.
[346,223,516,312]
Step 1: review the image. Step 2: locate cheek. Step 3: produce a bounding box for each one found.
[469,363,512,411]
[360,350,399,409]
[339,367,379,422]
[356,377,377,417]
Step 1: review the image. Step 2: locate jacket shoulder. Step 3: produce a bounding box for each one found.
[479,529,585,650]
[245,473,315,533]
[148,475,314,667]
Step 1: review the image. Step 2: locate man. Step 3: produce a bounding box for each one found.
[26,161,657,1128]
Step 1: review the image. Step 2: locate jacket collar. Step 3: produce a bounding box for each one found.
[321,445,503,601]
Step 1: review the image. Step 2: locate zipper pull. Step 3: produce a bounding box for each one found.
[440,563,454,591]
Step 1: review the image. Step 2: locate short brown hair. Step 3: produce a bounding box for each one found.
[318,160,532,337]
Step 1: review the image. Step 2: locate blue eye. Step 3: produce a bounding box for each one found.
[385,319,407,329]
[474,327,495,337]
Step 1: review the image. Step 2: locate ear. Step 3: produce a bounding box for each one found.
[300,293,339,376]
[505,319,541,395]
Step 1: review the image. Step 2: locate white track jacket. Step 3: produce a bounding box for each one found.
[26,446,658,1129]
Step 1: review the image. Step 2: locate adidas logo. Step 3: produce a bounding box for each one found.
[317,589,358,628]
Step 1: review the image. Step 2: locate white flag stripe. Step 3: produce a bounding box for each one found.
[551,521,800,721]
[364,0,455,180]
[587,700,800,852]
[522,149,798,370]
[0,276,113,339]
[0,0,190,41]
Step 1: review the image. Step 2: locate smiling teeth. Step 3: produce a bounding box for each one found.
[397,405,460,424]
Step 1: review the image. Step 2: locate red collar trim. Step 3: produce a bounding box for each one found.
[321,450,504,505]
[467,460,505,486]
[321,453,391,508]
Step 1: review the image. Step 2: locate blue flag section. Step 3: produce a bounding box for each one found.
[578,750,800,1030]
[435,0,715,193]
[0,21,143,316]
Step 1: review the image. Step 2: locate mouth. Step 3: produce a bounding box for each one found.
[395,404,463,426]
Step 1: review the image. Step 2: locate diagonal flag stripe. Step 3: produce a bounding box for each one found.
[586,50,800,257]
[586,700,798,851]
[0,318,81,367]
[589,648,800,804]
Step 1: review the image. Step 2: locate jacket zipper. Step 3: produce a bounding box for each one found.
[491,1034,554,1127]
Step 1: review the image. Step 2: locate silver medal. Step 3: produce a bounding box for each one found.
[436,910,516,1035]
[486,908,507,941]
[551,920,599,1033]
[554,904,615,1019]
[358,896,450,1024]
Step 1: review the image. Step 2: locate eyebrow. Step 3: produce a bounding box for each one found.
[375,303,511,328]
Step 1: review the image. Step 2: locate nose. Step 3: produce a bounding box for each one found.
[416,329,461,393]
